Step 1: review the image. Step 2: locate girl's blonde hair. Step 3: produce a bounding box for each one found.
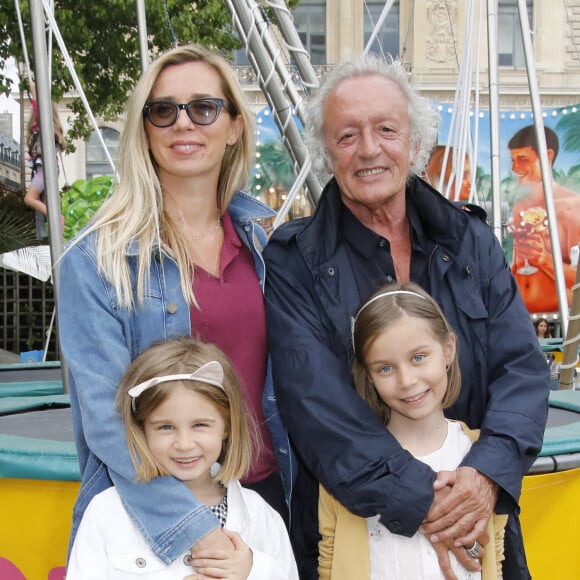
[73,44,254,308]
[116,337,256,484]
[352,282,461,425]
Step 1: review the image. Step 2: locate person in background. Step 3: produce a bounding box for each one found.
[534,317,553,339]
[67,337,298,579]
[263,53,549,579]
[318,283,507,580]
[425,144,471,202]
[23,81,67,238]
[58,44,293,569]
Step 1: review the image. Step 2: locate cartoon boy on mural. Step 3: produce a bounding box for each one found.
[508,125,580,313]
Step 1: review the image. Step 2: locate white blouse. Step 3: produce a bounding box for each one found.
[367,420,481,580]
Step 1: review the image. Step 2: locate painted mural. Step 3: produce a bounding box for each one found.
[437,104,580,314]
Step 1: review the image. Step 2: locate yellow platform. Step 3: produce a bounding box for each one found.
[520,467,580,579]
[0,478,78,579]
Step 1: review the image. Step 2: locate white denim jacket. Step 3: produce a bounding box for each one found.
[67,480,299,579]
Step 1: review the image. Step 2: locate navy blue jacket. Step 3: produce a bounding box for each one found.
[264,175,550,579]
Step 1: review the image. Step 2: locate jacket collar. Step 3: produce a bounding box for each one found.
[296,175,470,268]
[410,175,470,253]
[227,190,277,223]
[223,480,252,533]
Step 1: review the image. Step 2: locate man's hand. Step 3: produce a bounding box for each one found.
[418,468,494,579]
[189,530,252,579]
[422,466,498,548]
[429,532,488,580]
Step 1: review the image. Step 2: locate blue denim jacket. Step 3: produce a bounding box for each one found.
[59,192,295,565]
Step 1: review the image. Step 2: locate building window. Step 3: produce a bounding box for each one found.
[364,0,400,59]
[233,47,251,67]
[293,1,326,65]
[498,0,533,67]
[86,127,119,180]
[233,28,251,66]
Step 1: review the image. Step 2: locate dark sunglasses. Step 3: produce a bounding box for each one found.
[143,97,233,128]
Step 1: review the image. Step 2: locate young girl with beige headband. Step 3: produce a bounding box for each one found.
[67,336,297,579]
[318,283,507,580]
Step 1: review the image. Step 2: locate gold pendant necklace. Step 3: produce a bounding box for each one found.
[192,228,222,276]
[187,214,222,240]
[176,205,222,240]
[174,205,222,275]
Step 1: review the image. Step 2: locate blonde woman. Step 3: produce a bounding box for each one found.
[58,44,293,569]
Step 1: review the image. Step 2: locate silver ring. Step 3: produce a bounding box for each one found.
[465,540,482,559]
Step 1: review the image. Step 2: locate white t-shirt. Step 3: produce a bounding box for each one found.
[367,420,481,580]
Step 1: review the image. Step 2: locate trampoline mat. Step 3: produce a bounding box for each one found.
[546,406,580,428]
[0,408,73,442]
[0,402,80,480]
[0,363,62,383]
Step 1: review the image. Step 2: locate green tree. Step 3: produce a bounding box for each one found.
[0,0,249,140]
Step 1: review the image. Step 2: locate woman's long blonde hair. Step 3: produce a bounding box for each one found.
[72,44,254,308]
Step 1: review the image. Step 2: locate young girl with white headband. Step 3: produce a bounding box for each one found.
[67,337,298,579]
[318,282,507,580]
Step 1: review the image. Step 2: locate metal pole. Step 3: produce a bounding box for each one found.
[363,0,396,56]
[15,0,32,79]
[227,0,322,204]
[19,83,26,188]
[267,0,320,93]
[136,0,149,73]
[517,0,569,333]
[28,0,68,391]
[40,0,116,174]
[486,0,502,241]
[238,0,310,122]
[559,247,580,389]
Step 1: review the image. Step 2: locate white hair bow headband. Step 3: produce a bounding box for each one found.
[128,361,225,411]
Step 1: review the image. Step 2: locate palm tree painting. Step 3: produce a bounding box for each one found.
[251,107,300,206]
[556,109,580,154]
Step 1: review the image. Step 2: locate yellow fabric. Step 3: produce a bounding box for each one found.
[318,484,370,580]
[0,478,78,578]
[520,467,580,579]
[318,422,507,579]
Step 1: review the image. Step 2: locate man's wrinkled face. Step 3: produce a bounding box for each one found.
[322,74,416,212]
